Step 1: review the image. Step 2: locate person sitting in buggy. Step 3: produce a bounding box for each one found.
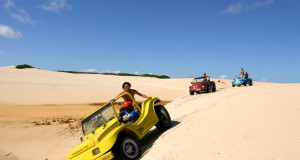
[118,101,140,124]
[245,72,249,80]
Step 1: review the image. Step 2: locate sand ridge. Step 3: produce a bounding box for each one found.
[0,66,191,105]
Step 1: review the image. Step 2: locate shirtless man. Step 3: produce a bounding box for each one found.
[112,82,150,110]
[202,73,208,81]
[240,68,245,76]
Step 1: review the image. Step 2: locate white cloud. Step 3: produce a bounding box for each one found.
[252,0,274,9]
[101,70,121,74]
[261,78,268,82]
[168,74,189,78]
[113,71,121,74]
[134,71,139,75]
[0,24,22,39]
[220,75,228,79]
[11,9,34,25]
[221,2,244,14]
[4,0,14,9]
[3,1,35,25]
[41,0,72,13]
[221,0,274,14]
[84,69,98,73]
[0,50,6,54]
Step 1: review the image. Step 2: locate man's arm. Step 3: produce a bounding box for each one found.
[133,90,150,99]
[111,91,125,102]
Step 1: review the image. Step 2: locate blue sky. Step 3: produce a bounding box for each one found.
[0,0,299,83]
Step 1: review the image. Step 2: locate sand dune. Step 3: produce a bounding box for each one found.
[0,66,299,160]
[0,66,190,105]
[142,83,300,160]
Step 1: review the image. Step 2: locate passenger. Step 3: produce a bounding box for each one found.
[240,68,245,76]
[120,101,139,123]
[202,73,208,81]
[112,82,150,110]
[245,72,249,79]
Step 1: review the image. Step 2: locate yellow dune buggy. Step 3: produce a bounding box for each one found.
[66,92,171,160]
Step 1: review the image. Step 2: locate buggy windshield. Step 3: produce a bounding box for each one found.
[82,103,116,136]
[235,76,244,80]
[193,77,207,83]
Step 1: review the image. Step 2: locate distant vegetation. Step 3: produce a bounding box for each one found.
[13,64,170,78]
[15,64,34,69]
[57,70,170,79]
[57,70,99,74]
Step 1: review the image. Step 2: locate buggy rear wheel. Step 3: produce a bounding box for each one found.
[207,86,211,93]
[212,85,216,92]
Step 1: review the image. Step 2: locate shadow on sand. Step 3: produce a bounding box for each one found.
[217,87,226,91]
[139,121,181,158]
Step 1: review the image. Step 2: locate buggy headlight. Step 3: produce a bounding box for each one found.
[92,147,100,155]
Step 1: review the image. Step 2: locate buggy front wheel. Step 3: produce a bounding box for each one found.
[114,136,141,160]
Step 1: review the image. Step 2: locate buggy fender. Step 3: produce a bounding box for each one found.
[135,97,160,137]
[94,124,136,154]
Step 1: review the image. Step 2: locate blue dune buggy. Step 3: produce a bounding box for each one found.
[232,75,253,87]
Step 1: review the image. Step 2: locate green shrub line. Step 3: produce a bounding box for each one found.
[15,64,34,69]
[57,70,170,79]
[14,64,170,79]
[57,70,99,74]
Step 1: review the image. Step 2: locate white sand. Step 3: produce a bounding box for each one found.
[142,83,300,160]
[0,66,190,104]
[0,66,299,160]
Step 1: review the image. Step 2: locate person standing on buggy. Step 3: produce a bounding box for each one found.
[240,68,245,76]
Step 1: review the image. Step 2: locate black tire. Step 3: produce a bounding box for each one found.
[249,81,253,86]
[244,81,247,86]
[207,86,210,93]
[196,91,201,94]
[212,85,216,92]
[232,84,235,87]
[189,91,194,95]
[114,136,141,160]
[155,105,171,131]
